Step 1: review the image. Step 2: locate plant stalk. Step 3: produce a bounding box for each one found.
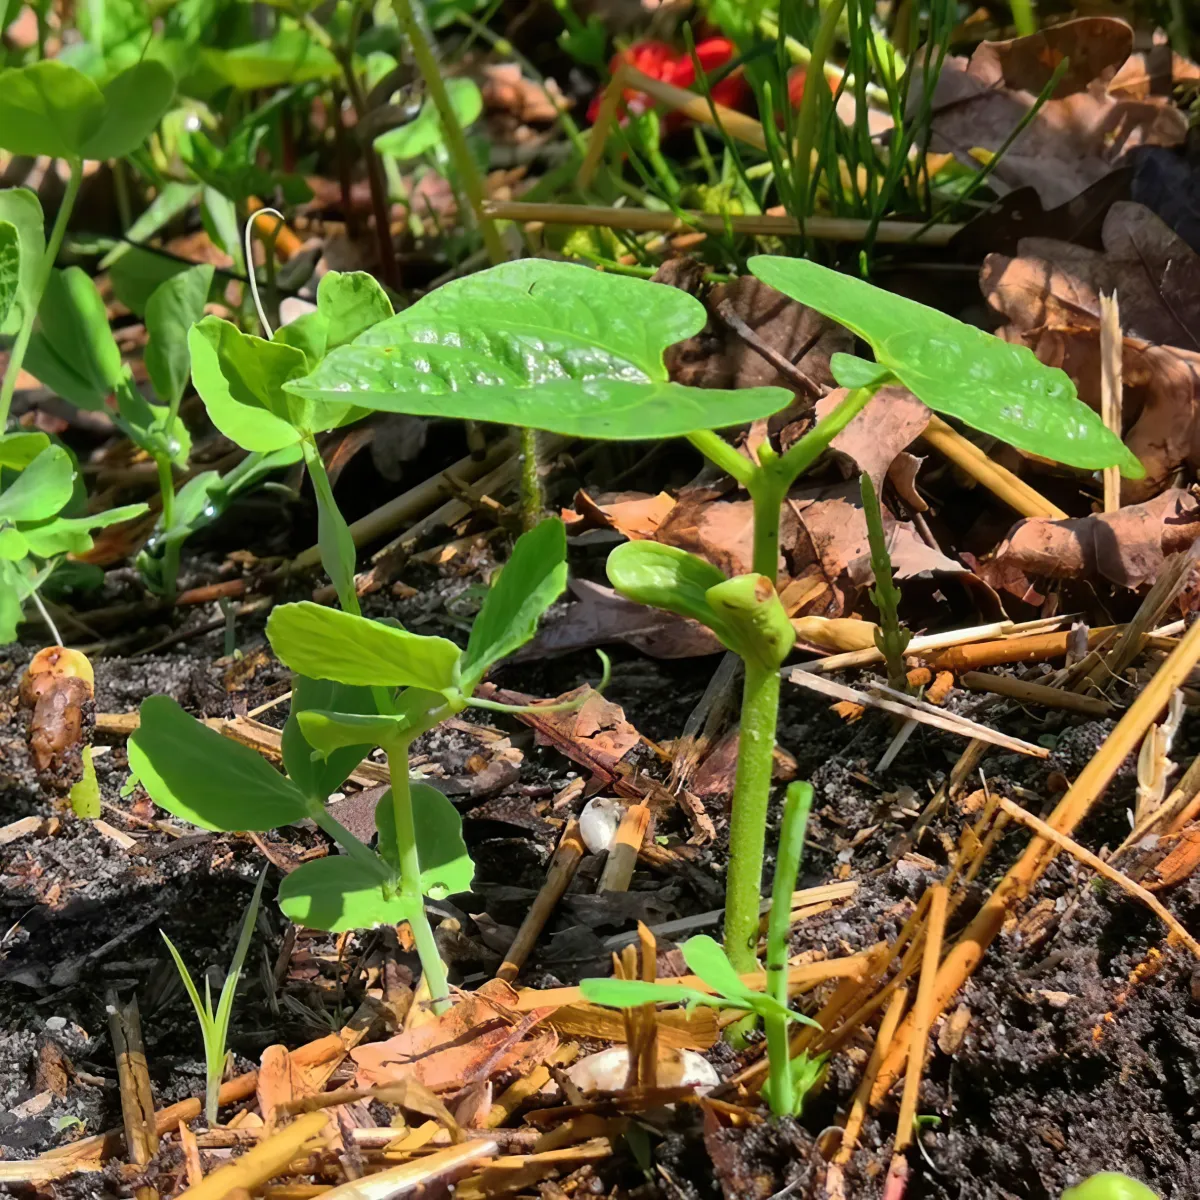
[393,0,506,267]
[723,660,782,974]
[519,426,542,530]
[303,438,360,617]
[0,157,83,429]
[792,0,847,226]
[386,740,451,1014]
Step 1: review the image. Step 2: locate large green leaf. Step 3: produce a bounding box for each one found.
[0,61,105,158]
[277,857,414,933]
[0,189,44,337]
[374,78,482,159]
[287,260,792,438]
[267,601,463,692]
[748,256,1144,477]
[128,695,310,831]
[0,222,20,331]
[26,268,125,411]
[0,446,74,523]
[462,517,567,689]
[373,783,474,896]
[145,263,214,408]
[80,60,175,159]
[20,503,147,556]
[204,29,341,90]
[282,676,379,800]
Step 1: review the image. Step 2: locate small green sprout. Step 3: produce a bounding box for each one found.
[161,868,267,1126]
[1062,1173,1160,1200]
[860,472,911,693]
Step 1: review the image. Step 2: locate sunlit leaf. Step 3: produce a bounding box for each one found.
[0,61,105,158]
[606,540,730,637]
[204,29,341,90]
[374,782,474,895]
[287,260,792,438]
[282,676,379,801]
[0,189,43,337]
[374,78,481,159]
[145,263,215,408]
[0,222,20,331]
[277,857,414,933]
[20,503,148,556]
[80,60,175,159]
[0,446,75,523]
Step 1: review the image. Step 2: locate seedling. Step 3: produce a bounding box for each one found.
[282,255,1140,978]
[581,780,823,1116]
[0,61,176,430]
[860,473,910,693]
[130,518,603,1013]
[0,436,147,644]
[1062,1175,1160,1200]
[161,869,267,1125]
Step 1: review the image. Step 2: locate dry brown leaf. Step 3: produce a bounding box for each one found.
[562,490,677,540]
[822,384,931,493]
[974,487,1200,598]
[918,18,1187,207]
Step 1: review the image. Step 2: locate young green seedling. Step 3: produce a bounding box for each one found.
[129,518,601,1013]
[860,473,910,693]
[1062,1174,1160,1200]
[0,436,147,644]
[0,60,176,429]
[161,869,267,1125]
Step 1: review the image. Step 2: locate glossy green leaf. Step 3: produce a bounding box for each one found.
[830,353,894,390]
[374,783,474,896]
[680,935,799,1023]
[20,503,147,556]
[267,601,462,692]
[295,708,411,758]
[27,268,126,411]
[0,61,105,158]
[705,574,795,672]
[277,857,415,933]
[606,540,730,639]
[0,431,50,470]
[100,181,201,269]
[1062,1174,1160,1200]
[0,221,19,330]
[283,677,379,801]
[462,517,568,689]
[287,260,792,438]
[579,977,735,1012]
[317,270,395,351]
[0,189,44,337]
[0,527,27,559]
[749,256,1144,478]
[128,695,310,831]
[0,446,74,522]
[204,29,341,90]
[145,264,214,408]
[374,78,482,159]
[80,60,175,159]
[0,562,21,644]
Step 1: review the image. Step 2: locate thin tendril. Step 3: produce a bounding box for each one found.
[244,208,286,338]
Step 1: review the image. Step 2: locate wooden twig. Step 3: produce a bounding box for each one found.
[598,803,651,892]
[579,65,627,188]
[496,821,587,982]
[318,1138,500,1199]
[924,626,1116,672]
[959,671,1112,717]
[714,297,821,398]
[995,794,1200,959]
[1099,291,1123,514]
[106,991,159,1200]
[870,617,1200,1106]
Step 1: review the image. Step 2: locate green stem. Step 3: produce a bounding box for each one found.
[393,0,506,266]
[519,426,542,531]
[155,454,175,533]
[0,157,83,429]
[1009,0,1036,36]
[386,739,451,1014]
[303,438,360,617]
[792,0,847,226]
[723,660,782,975]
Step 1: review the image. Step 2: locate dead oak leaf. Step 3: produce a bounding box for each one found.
[821,384,931,494]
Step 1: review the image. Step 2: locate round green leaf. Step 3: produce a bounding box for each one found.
[80,60,175,160]
[1062,1175,1160,1200]
[286,260,792,439]
[374,783,475,897]
[749,255,1145,478]
[278,857,415,933]
[128,695,310,831]
[606,540,729,635]
[0,446,74,523]
[0,189,44,336]
[204,29,341,90]
[0,61,105,158]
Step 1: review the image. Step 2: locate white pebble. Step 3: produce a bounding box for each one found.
[579,796,622,855]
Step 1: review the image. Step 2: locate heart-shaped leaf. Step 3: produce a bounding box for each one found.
[461,517,568,690]
[749,256,1143,477]
[374,783,474,896]
[267,601,462,692]
[145,264,215,408]
[0,61,105,158]
[0,446,74,523]
[0,189,44,336]
[287,260,792,438]
[374,78,482,159]
[128,695,310,831]
[0,432,50,470]
[282,676,379,801]
[277,857,414,933]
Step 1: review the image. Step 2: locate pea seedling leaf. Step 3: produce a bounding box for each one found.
[374,783,474,896]
[145,264,215,409]
[0,189,43,336]
[278,857,414,933]
[204,29,341,90]
[749,256,1144,478]
[287,260,792,438]
[462,517,568,689]
[296,708,414,757]
[282,676,378,801]
[830,353,894,390]
[579,977,732,1012]
[606,541,732,640]
[679,935,804,1024]
[0,221,20,331]
[267,601,462,692]
[0,431,50,470]
[374,78,482,159]
[0,446,75,522]
[274,270,394,367]
[0,61,105,158]
[80,60,175,160]
[128,695,311,831]
[20,504,149,557]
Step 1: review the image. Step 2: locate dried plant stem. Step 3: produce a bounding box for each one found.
[579,64,628,189]
[959,671,1112,717]
[1099,292,1123,513]
[921,416,1067,519]
[871,617,1200,1105]
[925,626,1115,672]
[106,991,159,1200]
[994,794,1200,958]
[484,199,962,247]
[599,804,651,892]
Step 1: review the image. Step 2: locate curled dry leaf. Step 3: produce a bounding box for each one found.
[974,487,1200,599]
[917,17,1187,207]
[562,490,677,540]
[822,385,931,494]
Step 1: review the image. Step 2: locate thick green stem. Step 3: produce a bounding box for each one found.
[723,661,782,974]
[155,454,175,533]
[393,0,506,266]
[386,740,451,1014]
[0,157,83,429]
[519,426,542,531]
